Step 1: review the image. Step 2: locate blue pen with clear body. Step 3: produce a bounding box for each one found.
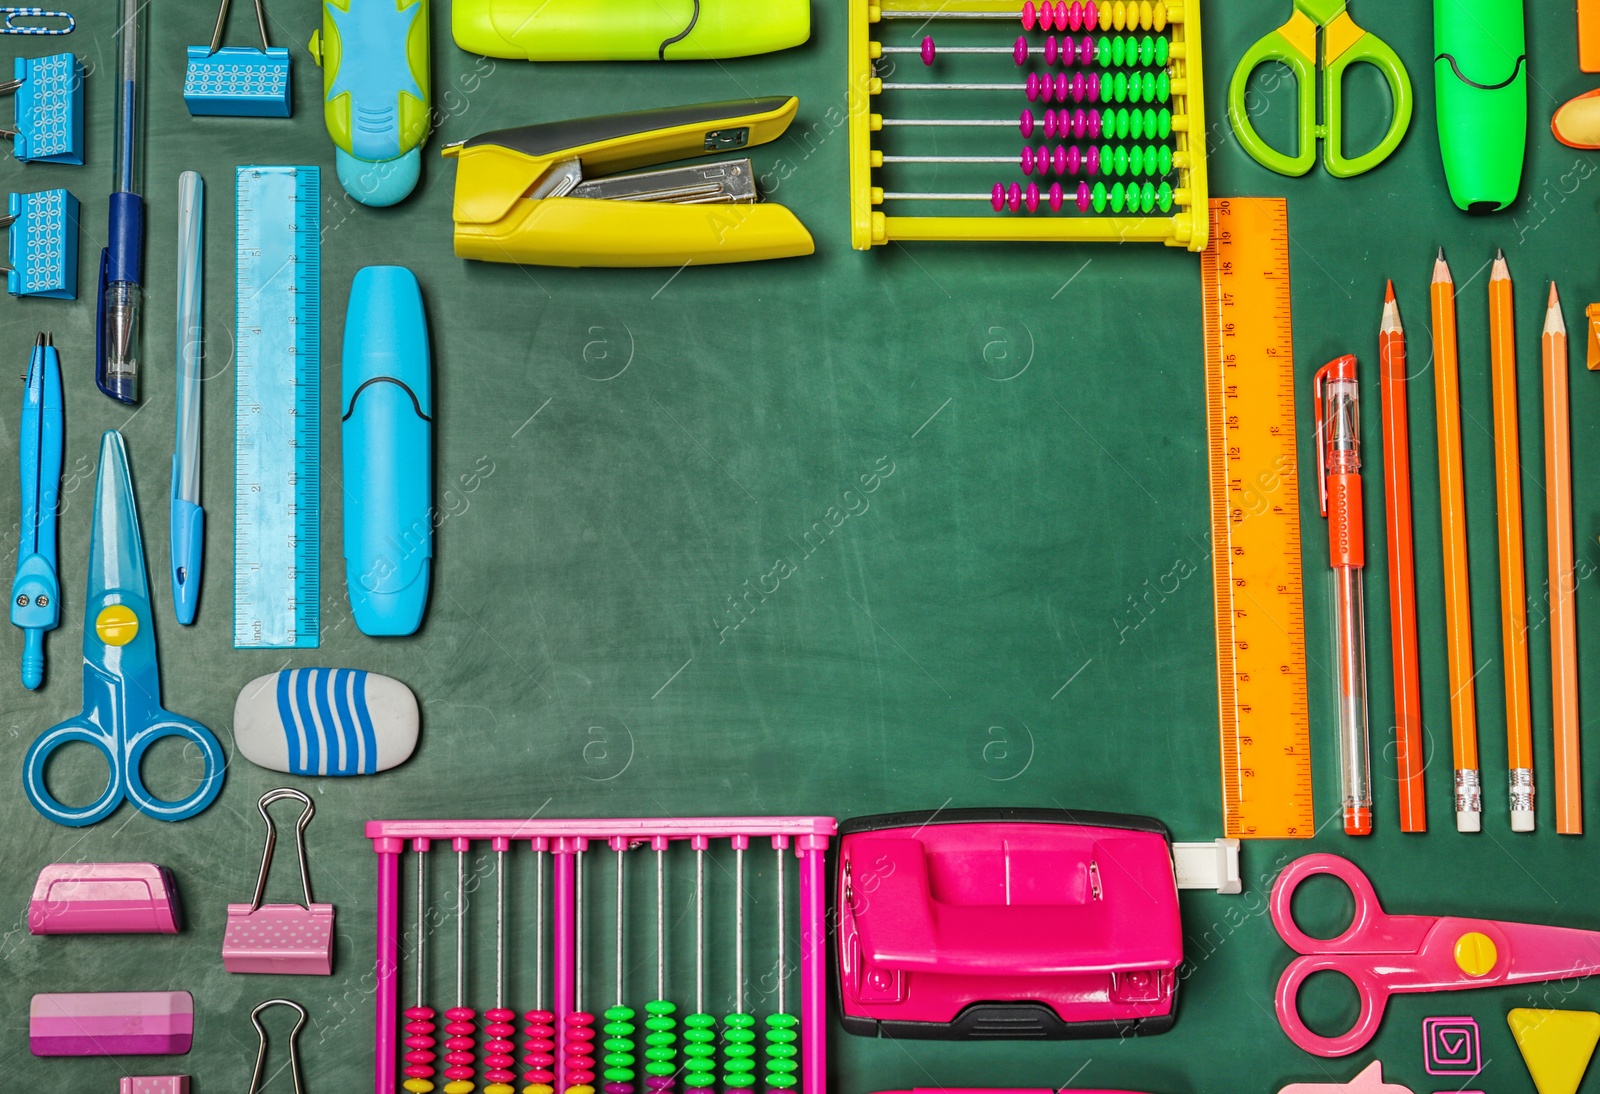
[171,172,205,624]
[12,333,63,690]
[96,0,144,404]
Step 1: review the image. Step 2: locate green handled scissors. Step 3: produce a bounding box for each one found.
[1228,0,1412,178]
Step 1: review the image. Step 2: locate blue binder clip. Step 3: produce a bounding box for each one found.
[4,189,78,299]
[4,53,84,164]
[183,0,290,117]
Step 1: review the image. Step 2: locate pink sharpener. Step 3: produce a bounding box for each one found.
[30,991,193,1056]
[121,1079,190,1094]
[836,808,1184,1040]
[222,788,334,975]
[29,863,180,935]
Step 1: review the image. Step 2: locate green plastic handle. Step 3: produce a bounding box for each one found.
[1228,28,1319,177]
[1321,30,1413,178]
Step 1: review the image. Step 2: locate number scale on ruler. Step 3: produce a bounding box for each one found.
[1201,197,1313,839]
[235,166,320,649]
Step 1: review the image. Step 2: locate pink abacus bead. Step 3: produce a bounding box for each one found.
[1049,182,1064,211]
[1014,35,1028,64]
[1051,145,1068,174]
[1087,145,1101,175]
[1042,109,1057,138]
[1072,108,1088,138]
[1065,144,1081,175]
[1020,108,1035,136]
[1069,0,1084,29]
[921,36,935,64]
[1026,72,1041,100]
[1021,1,1037,29]
[1086,71,1100,101]
[1024,182,1040,212]
[1056,72,1071,100]
[1020,146,1034,173]
[644,1080,674,1093]
[1088,108,1103,138]
[408,1035,438,1050]
[1079,34,1095,64]
[1054,2,1068,29]
[1006,183,1022,211]
[1085,1,1099,27]
[603,1084,634,1094]
[1039,0,1053,29]
[1076,181,1091,212]
[991,183,1005,211]
[1057,35,1075,64]
[1044,35,1058,64]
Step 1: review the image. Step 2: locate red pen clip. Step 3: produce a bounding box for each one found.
[1313,354,1363,568]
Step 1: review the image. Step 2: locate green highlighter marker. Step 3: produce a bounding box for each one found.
[1434,0,1527,213]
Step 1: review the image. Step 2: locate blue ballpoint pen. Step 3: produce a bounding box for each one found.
[171,171,205,624]
[96,0,144,404]
[12,333,63,690]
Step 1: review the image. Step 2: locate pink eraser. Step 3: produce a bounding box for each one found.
[29,863,180,935]
[30,992,193,1056]
[121,1079,190,1094]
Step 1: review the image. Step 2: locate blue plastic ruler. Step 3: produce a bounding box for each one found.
[234,165,321,649]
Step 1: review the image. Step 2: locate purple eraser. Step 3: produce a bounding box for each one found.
[28,863,180,935]
[30,992,193,1056]
[121,1079,190,1094]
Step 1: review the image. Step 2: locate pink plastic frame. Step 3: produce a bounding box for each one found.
[366,817,836,1094]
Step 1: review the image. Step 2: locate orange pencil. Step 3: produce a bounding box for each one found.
[1544,283,1581,834]
[1489,251,1535,833]
[1432,250,1482,832]
[1380,282,1426,831]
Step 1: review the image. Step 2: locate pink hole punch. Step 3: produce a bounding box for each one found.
[222,788,335,976]
[28,862,180,934]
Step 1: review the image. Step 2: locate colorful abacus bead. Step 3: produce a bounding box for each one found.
[1013,36,1028,64]
[565,1012,597,1094]
[763,1014,798,1091]
[920,36,935,64]
[1021,0,1038,29]
[642,999,677,1093]
[522,1009,556,1094]
[683,1014,716,1089]
[1020,109,1036,137]
[722,1014,756,1089]
[444,1007,478,1094]
[1024,182,1040,211]
[484,1008,517,1094]
[602,1005,637,1094]
[405,1005,438,1094]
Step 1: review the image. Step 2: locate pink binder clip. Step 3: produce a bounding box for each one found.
[222,788,334,976]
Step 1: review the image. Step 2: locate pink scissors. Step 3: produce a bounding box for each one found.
[1272,853,1600,1056]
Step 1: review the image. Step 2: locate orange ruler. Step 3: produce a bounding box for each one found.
[1201,197,1314,839]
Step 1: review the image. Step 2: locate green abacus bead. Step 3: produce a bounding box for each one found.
[725,1077,755,1089]
[645,1018,676,1033]
[645,1000,676,1016]
[1128,145,1144,175]
[1130,73,1144,104]
[766,1029,797,1044]
[1130,108,1145,139]
[1091,181,1107,212]
[1096,37,1112,66]
[1142,71,1156,101]
[1112,71,1127,103]
[1156,70,1170,102]
[1158,144,1172,174]
[685,1074,715,1089]
[1155,36,1169,64]
[766,1043,797,1058]
[604,1037,635,1052]
[1142,181,1157,212]
[1119,109,1134,140]
[726,1055,755,1071]
[725,1014,756,1030]
[1113,145,1128,176]
[686,1013,715,1027]
[766,1014,798,1029]
[767,1077,797,1090]
[1110,183,1126,213]
[1144,108,1158,137]
[1157,108,1171,138]
[1139,35,1154,65]
[1111,35,1124,66]
[1158,181,1173,211]
[645,1041,676,1057]
[646,1064,675,1078]
[606,1005,635,1019]
[768,1057,798,1072]
[645,1031,676,1046]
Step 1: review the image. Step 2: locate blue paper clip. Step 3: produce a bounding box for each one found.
[4,53,84,164]
[5,189,78,299]
[0,8,73,34]
[183,0,290,118]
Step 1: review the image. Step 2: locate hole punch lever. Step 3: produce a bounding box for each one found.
[247,998,307,1094]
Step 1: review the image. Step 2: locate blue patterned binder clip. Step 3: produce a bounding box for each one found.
[4,53,84,164]
[0,8,73,35]
[4,189,78,299]
[184,0,290,117]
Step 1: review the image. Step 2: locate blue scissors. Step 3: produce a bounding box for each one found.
[23,431,226,827]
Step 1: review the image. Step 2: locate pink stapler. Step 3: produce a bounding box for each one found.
[836,808,1184,1039]
[29,863,180,934]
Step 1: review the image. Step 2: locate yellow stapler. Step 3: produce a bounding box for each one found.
[442,96,815,268]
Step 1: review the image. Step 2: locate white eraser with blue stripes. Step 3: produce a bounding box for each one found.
[233,668,418,776]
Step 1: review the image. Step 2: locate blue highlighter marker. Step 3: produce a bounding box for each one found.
[342,266,432,636]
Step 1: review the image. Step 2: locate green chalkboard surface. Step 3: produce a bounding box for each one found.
[3,1,1600,1091]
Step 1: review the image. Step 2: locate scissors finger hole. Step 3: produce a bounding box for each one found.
[1294,969,1363,1041]
[35,740,115,809]
[1289,871,1357,940]
[138,734,214,803]
[1238,62,1301,156]
[1334,62,1401,160]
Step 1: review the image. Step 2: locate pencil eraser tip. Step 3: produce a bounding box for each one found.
[1512,809,1535,832]
[1457,811,1481,832]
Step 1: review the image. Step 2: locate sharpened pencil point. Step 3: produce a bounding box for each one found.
[1550,281,1560,307]
[1385,280,1394,303]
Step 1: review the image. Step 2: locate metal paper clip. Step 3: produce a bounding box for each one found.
[0,8,74,35]
[246,999,306,1094]
[222,788,335,975]
[183,0,290,118]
